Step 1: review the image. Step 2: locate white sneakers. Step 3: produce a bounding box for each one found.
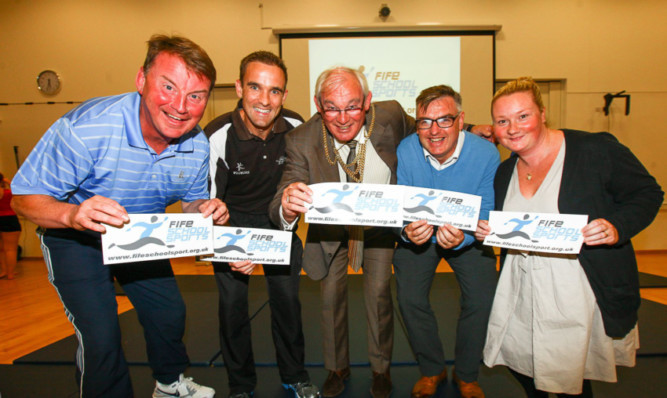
[153,374,215,398]
[283,381,321,398]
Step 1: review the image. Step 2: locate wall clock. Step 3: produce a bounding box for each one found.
[37,70,61,95]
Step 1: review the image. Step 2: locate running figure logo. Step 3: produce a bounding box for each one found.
[404,190,442,217]
[108,216,175,250]
[214,228,254,255]
[490,214,539,242]
[310,184,362,215]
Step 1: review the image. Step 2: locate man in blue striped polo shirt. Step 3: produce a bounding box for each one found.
[11,35,228,398]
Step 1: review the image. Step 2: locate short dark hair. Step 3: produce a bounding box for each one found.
[143,34,216,91]
[239,51,287,87]
[416,85,462,114]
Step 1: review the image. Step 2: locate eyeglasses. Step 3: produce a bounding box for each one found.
[321,106,363,118]
[416,113,460,130]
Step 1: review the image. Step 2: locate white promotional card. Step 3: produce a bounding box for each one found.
[305,182,404,227]
[402,186,481,231]
[208,226,293,265]
[484,211,588,254]
[102,213,213,265]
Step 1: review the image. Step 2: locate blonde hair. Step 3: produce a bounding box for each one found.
[491,77,545,117]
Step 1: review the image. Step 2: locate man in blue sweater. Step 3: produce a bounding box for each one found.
[393,85,499,398]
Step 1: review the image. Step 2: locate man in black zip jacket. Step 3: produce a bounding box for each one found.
[204,51,319,398]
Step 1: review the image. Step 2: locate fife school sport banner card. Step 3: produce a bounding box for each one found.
[305,182,404,227]
[208,226,293,265]
[402,186,481,231]
[484,211,588,254]
[102,213,213,265]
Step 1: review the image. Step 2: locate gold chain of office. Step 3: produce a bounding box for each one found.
[321,104,376,183]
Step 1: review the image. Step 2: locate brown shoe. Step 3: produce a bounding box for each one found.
[453,373,485,398]
[411,368,448,398]
[322,367,350,397]
[371,371,392,398]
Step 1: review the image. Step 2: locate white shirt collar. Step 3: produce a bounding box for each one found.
[422,130,466,171]
[334,127,367,150]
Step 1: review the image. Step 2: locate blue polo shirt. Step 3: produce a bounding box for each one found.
[12,92,210,214]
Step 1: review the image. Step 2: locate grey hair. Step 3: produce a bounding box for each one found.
[314,66,369,102]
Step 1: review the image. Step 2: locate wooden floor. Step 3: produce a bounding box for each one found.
[0,252,665,365]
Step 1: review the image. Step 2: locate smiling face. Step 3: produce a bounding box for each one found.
[236,61,288,139]
[492,91,547,155]
[416,96,464,164]
[315,70,372,143]
[136,52,211,152]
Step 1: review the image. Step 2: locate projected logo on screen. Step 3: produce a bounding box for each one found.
[308,37,461,118]
[362,67,418,101]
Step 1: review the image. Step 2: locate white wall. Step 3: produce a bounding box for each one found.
[1,0,664,254]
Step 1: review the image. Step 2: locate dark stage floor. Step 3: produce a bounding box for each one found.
[2,274,666,397]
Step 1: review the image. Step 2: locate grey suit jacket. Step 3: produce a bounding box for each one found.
[269,101,415,280]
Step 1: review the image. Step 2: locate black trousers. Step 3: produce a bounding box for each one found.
[41,228,189,398]
[393,239,497,382]
[213,212,308,395]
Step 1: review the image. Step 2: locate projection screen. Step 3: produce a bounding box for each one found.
[278,30,497,124]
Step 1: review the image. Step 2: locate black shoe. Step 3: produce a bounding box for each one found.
[322,368,351,397]
[371,371,392,398]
